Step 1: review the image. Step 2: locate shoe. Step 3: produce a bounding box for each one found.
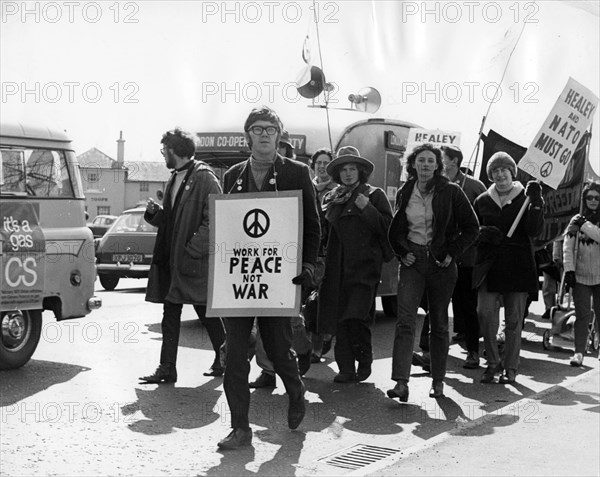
[311,353,322,363]
[541,309,551,320]
[249,372,276,388]
[570,353,584,367]
[480,363,503,383]
[288,383,306,429]
[452,333,466,343]
[411,353,431,372]
[355,362,372,382]
[139,364,177,384]
[203,367,224,377]
[217,428,252,450]
[333,372,356,383]
[499,369,517,384]
[463,351,480,369]
[298,352,311,376]
[387,382,409,402]
[429,380,444,398]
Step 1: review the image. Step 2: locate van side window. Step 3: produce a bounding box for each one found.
[0,149,26,193]
[0,148,75,197]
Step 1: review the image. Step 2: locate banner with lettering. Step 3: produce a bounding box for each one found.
[401,128,461,180]
[481,129,599,248]
[518,77,598,189]
[206,191,302,317]
[1,202,46,309]
[195,132,307,156]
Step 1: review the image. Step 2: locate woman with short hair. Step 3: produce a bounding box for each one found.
[387,143,479,401]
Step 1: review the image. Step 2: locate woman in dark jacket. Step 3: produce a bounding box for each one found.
[473,152,544,384]
[317,146,393,383]
[387,144,479,402]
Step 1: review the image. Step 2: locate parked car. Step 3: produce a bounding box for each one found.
[95,207,157,290]
[87,214,118,238]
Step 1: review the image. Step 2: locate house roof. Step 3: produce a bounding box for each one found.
[123,161,170,182]
[77,148,120,169]
[77,148,169,182]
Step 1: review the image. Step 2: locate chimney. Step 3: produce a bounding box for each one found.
[117,131,125,165]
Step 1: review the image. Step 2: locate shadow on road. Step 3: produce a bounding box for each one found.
[0,360,91,406]
[121,379,223,435]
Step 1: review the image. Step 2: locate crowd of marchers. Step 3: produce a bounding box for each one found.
[137,106,600,450]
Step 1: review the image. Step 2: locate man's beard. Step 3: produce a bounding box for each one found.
[165,150,177,169]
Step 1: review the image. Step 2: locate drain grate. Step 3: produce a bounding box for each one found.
[319,444,401,470]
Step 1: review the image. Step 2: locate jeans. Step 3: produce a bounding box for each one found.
[477,280,527,372]
[391,242,457,383]
[572,282,600,354]
[160,302,225,367]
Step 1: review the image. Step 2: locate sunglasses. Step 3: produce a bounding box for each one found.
[585,195,600,201]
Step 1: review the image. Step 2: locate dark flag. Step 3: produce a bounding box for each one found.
[480,129,596,247]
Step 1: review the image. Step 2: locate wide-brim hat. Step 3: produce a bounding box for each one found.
[326,145,374,176]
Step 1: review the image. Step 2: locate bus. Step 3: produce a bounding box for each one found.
[194,117,420,316]
[0,123,102,369]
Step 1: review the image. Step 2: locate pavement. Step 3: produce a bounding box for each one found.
[355,365,600,477]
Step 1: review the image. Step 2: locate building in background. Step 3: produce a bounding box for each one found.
[78,132,169,219]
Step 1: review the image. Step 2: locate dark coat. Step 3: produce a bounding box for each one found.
[223,154,320,267]
[388,177,480,263]
[145,160,222,305]
[472,183,544,293]
[317,184,393,334]
[453,171,487,267]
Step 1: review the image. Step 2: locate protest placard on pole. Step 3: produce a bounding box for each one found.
[400,128,461,180]
[518,77,598,190]
[206,191,302,317]
[507,78,598,237]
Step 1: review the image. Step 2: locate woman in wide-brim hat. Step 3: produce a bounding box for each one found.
[317,146,392,383]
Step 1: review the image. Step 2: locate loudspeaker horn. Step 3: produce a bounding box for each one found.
[348,87,381,113]
[296,65,326,99]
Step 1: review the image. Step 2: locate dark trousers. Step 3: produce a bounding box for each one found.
[392,243,457,382]
[452,266,480,353]
[572,283,600,354]
[223,316,303,429]
[335,318,373,374]
[160,302,225,367]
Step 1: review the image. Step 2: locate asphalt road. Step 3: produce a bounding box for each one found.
[1,278,598,476]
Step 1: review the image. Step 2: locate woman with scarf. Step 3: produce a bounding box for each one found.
[317,146,393,383]
[563,182,600,367]
[387,143,479,401]
[473,152,544,385]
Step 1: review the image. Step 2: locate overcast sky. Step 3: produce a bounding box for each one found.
[1,0,598,175]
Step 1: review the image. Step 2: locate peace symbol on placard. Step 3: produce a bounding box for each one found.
[243,209,270,238]
[540,161,553,178]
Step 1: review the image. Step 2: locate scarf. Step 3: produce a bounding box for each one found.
[322,183,360,211]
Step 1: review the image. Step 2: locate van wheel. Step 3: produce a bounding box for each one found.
[0,310,42,370]
[100,275,120,291]
[381,296,397,317]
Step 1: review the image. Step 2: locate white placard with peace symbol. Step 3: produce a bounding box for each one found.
[206,191,303,317]
[518,77,598,190]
